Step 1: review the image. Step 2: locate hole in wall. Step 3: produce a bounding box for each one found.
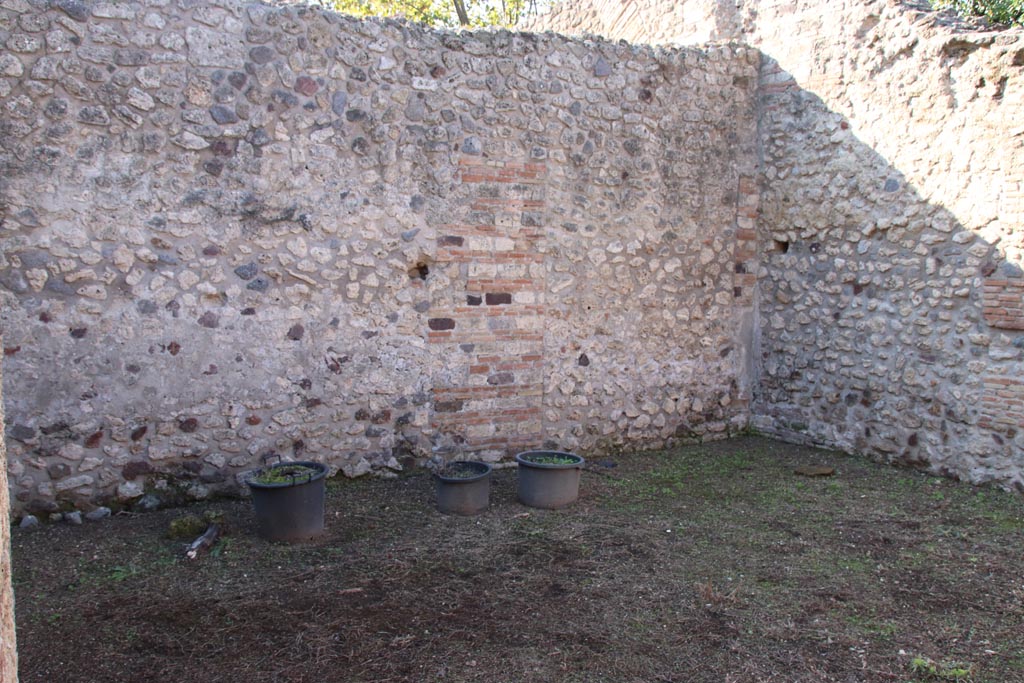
[772,239,790,254]
[409,261,430,280]
[993,76,1008,100]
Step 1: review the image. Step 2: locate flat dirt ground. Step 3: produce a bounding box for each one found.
[11,437,1024,682]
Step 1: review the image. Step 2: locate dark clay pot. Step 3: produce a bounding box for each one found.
[435,461,492,515]
[247,461,328,542]
[515,451,584,509]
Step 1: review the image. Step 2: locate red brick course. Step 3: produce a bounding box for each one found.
[429,157,548,454]
[734,174,759,306]
[982,278,1024,330]
[979,375,1024,434]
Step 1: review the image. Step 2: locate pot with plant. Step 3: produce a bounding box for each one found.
[515,450,585,509]
[246,456,328,542]
[434,460,492,515]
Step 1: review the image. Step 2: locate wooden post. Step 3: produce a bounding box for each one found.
[0,343,18,681]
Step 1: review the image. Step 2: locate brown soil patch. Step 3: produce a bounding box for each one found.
[12,437,1024,682]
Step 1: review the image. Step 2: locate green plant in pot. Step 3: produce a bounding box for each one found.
[246,456,328,542]
[515,450,585,509]
[433,460,492,515]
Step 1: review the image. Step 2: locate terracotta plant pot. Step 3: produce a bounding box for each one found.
[515,450,585,509]
[246,460,328,542]
[435,461,492,515]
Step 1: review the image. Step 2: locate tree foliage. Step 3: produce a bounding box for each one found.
[932,0,1024,25]
[323,0,542,27]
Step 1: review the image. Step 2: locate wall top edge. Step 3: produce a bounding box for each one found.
[20,0,760,60]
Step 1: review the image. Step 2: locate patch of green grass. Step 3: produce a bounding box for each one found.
[898,548,933,570]
[909,655,974,682]
[519,453,579,465]
[838,555,873,574]
[107,565,140,581]
[67,542,179,590]
[607,448,761,504]
[252,463,320,485]
[844,614,898,638]
[210,536,233,557]
[982,510,1024,533]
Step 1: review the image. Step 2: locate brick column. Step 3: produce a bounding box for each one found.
[734,174,759,305]
[428,158,547,459]
[0,340,18,682]
[732,173,759,412]
[982,279,1024,330]
[979,376,1024,437]
[979,279,1024,437]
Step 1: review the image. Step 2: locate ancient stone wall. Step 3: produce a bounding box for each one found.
[0,0,758,513]
[526,0,1024,490]
[748,1,1024,490]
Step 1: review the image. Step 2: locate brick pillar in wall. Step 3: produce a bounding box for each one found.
[980,278,1024,436]
[734,174,759,305]
[0,340,19,682]
[976,173,1024,437]
[732,174,759,411]
[428,158,548,458]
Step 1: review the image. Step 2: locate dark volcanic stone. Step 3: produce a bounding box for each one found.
[234,263,258,280]
[122,460,153,479]
[246,276,270,292]
[249,46,275,64]
[47,463,71,479]
[0,271,28,293]
[114,49,148,66]
[428,318,455,331]
[246,128,271,146]
[53,0,89,22]
[210,105,239,124]
[295,76,318,96]
[77,106,109,125]
[271,89,299,108]
[331,91,347,116]
[9,424,36,442]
